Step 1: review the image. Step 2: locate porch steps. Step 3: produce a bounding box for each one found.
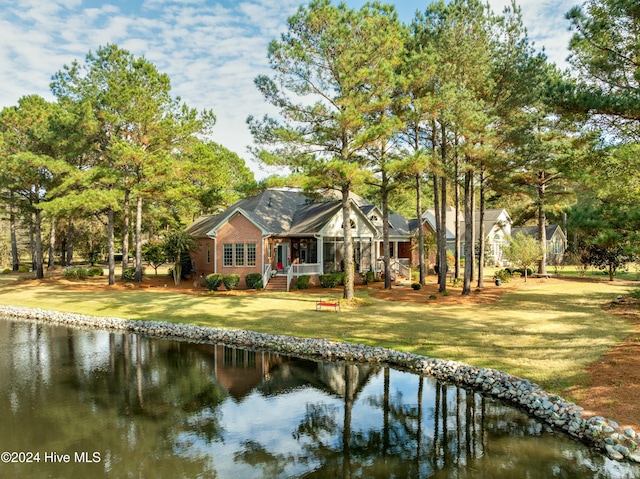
[265,275,290,291]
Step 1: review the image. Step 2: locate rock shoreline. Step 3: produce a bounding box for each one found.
[0,304,638,463]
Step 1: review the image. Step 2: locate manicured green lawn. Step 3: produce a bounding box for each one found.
[0,273,636,401]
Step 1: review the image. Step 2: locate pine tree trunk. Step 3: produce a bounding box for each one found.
[477,167,485,288]
[382,170,391,290]
[462,170,474,295]
[65,219,74,266]
[48,217,56,270]
[438,122,448,293]
[9,202,19,271]
[134,195,143,283]
[537,174,547,275]
[29,217,36,270]
[107,208,115,285]
[454,136,461,280]
[416,173,425,285]
[34,209,44,279]
[121,190,130,276]
[342,184,354,301]
[439,174,448,293]
[433,174,441,282]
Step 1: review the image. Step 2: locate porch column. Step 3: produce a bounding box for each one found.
[370,238,375,272]
[316,236,323,274]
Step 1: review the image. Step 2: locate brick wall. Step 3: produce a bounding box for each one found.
[191,238,215,276]
[215,213,263,287]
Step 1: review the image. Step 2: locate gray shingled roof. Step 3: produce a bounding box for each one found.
[512,225,562,241]
[186,188,414,239]
[388,211,411,236]
[186,189,309,237]
[185,212,226,238]
[288,201,342,235]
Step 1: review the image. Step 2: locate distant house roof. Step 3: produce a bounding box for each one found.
[512,225,566,242]
[419,207,511,241]
[421,206,462,241]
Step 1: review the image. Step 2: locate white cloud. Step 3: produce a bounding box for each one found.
[0,0,577,178]
[486,0,574,68]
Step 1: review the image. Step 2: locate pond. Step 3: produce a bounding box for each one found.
[0,318,638,479]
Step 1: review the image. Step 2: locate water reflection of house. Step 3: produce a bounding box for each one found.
[200,344,377,401]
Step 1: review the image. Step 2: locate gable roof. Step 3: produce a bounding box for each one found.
[512,225,566,242]
[186,189,310,237]
[288,201,342,235]
[419,207,511,241]
[421,206,458,240]
[186,188,412,239]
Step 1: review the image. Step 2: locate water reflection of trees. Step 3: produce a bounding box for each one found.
[1,321,636,479]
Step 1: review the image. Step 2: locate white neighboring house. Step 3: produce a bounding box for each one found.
[421,207,512,266]
[511,225,567,266]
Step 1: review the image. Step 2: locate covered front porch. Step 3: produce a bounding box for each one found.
[263,236,377,290]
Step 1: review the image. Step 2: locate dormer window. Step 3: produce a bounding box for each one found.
[370,215,378,222]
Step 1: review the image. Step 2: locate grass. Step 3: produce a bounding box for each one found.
[0,272,636,401]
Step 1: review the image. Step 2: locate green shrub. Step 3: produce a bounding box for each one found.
[1,268,11,274]
[87,266,104,277]
[514,268,533,277]
[122,267,145,281]
[296,275,311,290]
[493,269,512,283]
[63,267,89,279]
[245,273,262,289]
[629,288,640,300]
[18,265,30,273]
[411,282,421,290]
[319,273,340,288]
[223,274,240,291]
[360,271,375,285]
[205,273,223,291]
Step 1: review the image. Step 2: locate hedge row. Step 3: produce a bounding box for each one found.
[205,273,260,291]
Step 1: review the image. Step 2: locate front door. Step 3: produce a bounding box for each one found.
[276,243,289,272]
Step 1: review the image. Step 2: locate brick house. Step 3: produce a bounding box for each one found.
[186,189,413,290]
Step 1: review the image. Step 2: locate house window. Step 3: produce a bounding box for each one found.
[206,244,211,264]
[247,244,256,266]
[235,244,245,266]
[223,243,258,267]
[223,244,233,267]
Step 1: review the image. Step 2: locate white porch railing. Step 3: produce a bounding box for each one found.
[292,263,323,276]
[377,258,411,280]
[286,265,294,292]
[262,264,272,289]
[392,260,411,279]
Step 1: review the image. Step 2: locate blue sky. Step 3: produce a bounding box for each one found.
[0,0,576,176]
